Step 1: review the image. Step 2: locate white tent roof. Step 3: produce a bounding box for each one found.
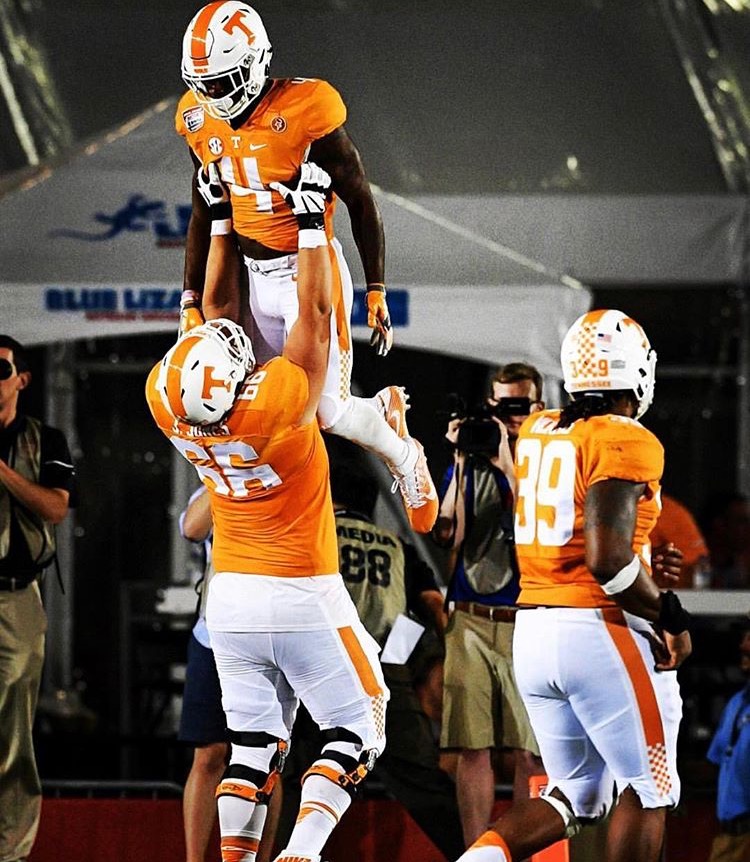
[1,99,743,375]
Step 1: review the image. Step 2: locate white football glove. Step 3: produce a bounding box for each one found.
[270,162,331,232]
[196,162,232,235]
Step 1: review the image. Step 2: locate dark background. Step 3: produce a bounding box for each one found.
[2,0,749,787]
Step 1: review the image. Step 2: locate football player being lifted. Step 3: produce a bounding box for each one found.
[176,1,437,533]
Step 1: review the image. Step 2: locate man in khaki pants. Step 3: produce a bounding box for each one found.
[0,336,74,862]
[432,363,546,848]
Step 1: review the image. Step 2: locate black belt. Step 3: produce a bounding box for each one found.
[0,576,33,592]
[719,814,750,836]
[453,601,517,623]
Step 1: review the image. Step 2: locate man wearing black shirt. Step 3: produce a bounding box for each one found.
[0,336,74,862]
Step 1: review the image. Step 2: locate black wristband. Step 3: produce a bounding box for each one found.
[211,200,232,222]
[295,211,325,232]
[657,590,691,635]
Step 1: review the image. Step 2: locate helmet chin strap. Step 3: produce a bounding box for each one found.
[229,79,271,128]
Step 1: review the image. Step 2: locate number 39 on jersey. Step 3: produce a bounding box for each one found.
[514,437,577,548]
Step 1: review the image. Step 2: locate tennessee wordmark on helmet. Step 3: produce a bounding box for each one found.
[181,1,273,121]
[158,318,256,426]
[561,308,657,419]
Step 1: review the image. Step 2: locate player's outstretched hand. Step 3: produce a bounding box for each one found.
[196,162,232,235]
[366,286,393,357]
[270,162,331,232]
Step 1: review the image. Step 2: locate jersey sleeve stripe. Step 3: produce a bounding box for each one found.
[336,626,382,698]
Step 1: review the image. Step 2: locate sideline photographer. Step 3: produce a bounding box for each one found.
[431,362,545,847]
[0,335,74,862]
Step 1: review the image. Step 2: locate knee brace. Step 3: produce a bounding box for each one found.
[302,727,380,798]
[216,730,289,805]
[540,792,582,839]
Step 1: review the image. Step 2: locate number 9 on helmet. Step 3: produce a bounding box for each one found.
[158,319,255,426]
[560,309,657,419]
[181,1,273,121]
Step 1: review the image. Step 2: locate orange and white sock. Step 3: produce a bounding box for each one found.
[281,770,352,859]
[220,834,260,862]
[457,830,511,862]
[218,798,268,862]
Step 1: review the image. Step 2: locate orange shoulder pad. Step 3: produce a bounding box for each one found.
[228,357,308,435]
[582,415,664,488]
[298,79,347,140]
[175,91,206,138]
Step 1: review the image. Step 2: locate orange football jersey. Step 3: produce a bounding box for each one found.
[514,409,664,608]
[650,493,708,568]
[146,355,339,577]
[176,78,346,252]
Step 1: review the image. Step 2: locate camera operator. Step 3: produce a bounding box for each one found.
[432,362,545,848]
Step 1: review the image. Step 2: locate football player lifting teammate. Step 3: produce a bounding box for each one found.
[147,166,389,862]
[176,1,437,533]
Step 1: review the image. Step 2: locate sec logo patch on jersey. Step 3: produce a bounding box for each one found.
[182,105,205,133]
[271,115,287,133]
[208,136,224,156]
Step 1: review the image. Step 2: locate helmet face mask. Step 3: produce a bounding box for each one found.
[160,319,255,426]
[181,2,272,121]
[561,309,657,419]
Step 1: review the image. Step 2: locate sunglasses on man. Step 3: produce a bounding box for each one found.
[0,358,16,380]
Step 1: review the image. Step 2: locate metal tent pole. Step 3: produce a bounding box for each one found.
[42,342,77,695]
[738,201,750,497]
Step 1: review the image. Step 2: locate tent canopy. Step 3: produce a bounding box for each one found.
[1,97,745,375]
[0,100,597,378]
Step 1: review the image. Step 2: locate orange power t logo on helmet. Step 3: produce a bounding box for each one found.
[223,9,257,43]
[191,5,257,71]
[202,366,232,399]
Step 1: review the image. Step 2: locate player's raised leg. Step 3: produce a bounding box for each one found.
[315,242,438,532]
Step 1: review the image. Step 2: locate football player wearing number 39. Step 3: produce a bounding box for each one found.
[146,167,388,862]
[177,1,438,534]
[456,310,692,862]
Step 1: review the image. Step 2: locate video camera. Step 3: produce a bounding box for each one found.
[444,394,533,455]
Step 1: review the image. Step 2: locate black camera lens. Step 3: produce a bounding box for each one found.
[496,397,532,417]
[0,359,14,381]
[457,419,501,455]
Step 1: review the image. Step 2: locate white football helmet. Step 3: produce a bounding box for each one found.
[181,1,273,121]
[561,309,657,419]
[160,319,255,425]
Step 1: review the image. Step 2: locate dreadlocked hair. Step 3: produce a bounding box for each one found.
[556,390,636,429]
